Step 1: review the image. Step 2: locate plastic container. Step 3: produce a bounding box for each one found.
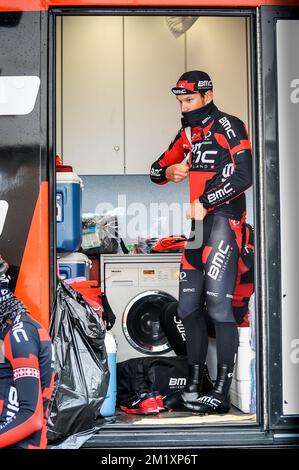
[57,252,91,280]
[56,171,83,252]
[100,332,117,417]
[230,327,256,413]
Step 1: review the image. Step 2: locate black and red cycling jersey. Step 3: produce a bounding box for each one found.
[150,101,253,221]
[0,311,54,449]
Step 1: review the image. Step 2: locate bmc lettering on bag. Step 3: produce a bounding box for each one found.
[169,377,187,387]
[207,182,233,203]
[208,240,230,280]
[219,116,236,139]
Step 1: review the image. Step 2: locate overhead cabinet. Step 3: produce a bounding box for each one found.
[58,16,249,175]
[60,16,184,175]
[61,16,124,175]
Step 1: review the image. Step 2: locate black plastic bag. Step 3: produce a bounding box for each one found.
[47,281,109,444]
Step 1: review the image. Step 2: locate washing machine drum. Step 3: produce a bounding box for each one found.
[123,291,176,355]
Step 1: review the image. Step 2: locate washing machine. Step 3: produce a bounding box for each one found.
[101,253,181,362]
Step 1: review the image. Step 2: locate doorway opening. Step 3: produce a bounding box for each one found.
[52,8,259,437]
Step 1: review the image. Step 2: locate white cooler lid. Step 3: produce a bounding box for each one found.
[57,252,91,265]
[56,171,83,188]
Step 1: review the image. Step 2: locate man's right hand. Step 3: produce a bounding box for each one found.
[165,164,189,183]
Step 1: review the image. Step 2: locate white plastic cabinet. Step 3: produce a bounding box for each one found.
[62,16,124,175]
[124,16,185,174]
[186,17,249,128]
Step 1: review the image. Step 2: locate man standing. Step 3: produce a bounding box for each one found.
[150,71,252,413]
[0,255,54,448]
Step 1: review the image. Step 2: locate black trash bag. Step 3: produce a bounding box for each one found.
[47,281,109,444]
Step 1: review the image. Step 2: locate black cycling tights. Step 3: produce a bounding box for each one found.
[177,214,241,367]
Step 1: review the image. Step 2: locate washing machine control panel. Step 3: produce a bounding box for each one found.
[105,264,180,287]
[139,267,179,286]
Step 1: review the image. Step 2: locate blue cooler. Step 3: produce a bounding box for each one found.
[57,252,91,280]
[56,171,83,252]
[100,332,117,417]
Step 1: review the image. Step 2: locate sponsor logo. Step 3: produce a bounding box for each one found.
[207,240,231,280]
[131,398,141,406]
[222,163,234,180]
[206,291,218,297]
[0,287,10,303]
[174,89,187,94]
[6,386,19,420]
[179,271,187,281]
[219,116,236,139]
[227,372,234,378]
[192,142,217,168]
[198,395,221,409]
[231,219,240,226]
[198,80,212,88]
[183,288,195,293]
[12,315,29,343]
[169,377,187,387]
[150,168,162,177]
[202,115,211,124]
[207,182,233,204]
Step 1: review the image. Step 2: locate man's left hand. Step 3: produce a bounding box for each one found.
[186,200,207,220]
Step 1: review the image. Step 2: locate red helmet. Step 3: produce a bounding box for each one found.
[151,235,187,253]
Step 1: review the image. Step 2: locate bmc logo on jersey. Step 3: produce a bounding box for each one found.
[12,315,29,343]
[192,142,217,167]
[222,163,234,179]
[207,182,233,204]
[219,117,236,140]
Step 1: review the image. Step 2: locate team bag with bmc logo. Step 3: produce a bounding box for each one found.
[117,356,212,407]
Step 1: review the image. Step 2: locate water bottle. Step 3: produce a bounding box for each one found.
[100,332,117,417]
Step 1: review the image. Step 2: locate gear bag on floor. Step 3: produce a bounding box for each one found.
[47,281,109,444]
[117,356,212,406]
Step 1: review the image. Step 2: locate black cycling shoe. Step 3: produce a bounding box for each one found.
[164,390,187,411]
[183,390,231,414]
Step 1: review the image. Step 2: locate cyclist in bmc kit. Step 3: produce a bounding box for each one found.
[150,71,253,413]
[0,255,54,448]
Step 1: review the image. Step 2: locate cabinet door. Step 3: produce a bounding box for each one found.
[62,16,124,175]
[124,17,185,175]
[187,17,249,128]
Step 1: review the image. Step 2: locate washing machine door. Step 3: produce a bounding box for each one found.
[122,290,176,355]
